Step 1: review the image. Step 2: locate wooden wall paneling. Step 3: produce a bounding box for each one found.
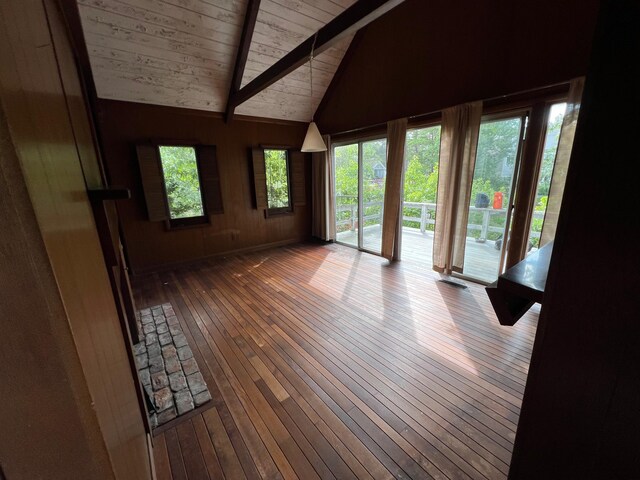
[252,147,268,210]
[316,0,600,134]
[290,149,307,206]
[136,144,170,221]
[98,100,309,272]
[0,89,112,480]
[197,145,224,215]
[47,0,105,188]
[0,0,151,478]
[508,1,640,477]
[58,0,151,432]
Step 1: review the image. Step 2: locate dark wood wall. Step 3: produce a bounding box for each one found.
[0,94,112,480]
[509,1,640,478]
[316,0,600,134]
[97,100,311,273]
[0,0,150,477]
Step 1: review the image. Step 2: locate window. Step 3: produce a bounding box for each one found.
[158,146,205,223]
[251,147,304,217]
[264,149,292,213]
[136,143,223,227]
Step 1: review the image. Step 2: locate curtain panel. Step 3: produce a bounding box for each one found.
[381,118,408,260]
[540,77,585,246]
[311,135,334,241]
[432,101,482,274]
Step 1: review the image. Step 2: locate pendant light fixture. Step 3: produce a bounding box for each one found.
[301,33,327,153]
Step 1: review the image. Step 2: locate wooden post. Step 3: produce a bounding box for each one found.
[420,204,427,233]
[480,209,490,242]
[350,205,356,231]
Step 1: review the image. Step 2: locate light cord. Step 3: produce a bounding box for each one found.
[309,32,318,121]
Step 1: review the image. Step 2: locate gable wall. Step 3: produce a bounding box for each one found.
[317,0,600,133]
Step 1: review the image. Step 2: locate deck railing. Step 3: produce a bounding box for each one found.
[336,197,545,241]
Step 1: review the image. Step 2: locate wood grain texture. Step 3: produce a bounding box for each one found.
[0,80,111,480]
[98,99,310,273]
[0,0,150,477]
[77,0,354,121]
[137,144,170,221]
[136,242,539,479]
[252,147,268,211]
[316,0,600,134]
[509,2,640,477]
[198,145,224,215]
[290,149,306,207]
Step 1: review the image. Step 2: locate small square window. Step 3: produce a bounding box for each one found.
[264,149,292,215]
[158,145,207,226]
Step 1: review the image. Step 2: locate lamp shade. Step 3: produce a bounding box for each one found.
[301,122,326,152]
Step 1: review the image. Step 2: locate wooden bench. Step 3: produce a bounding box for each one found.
[486,241,553,326]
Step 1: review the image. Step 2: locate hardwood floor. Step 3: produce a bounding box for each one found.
[133,242,538,480]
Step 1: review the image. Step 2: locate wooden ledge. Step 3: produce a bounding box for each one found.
[486,241,553,326]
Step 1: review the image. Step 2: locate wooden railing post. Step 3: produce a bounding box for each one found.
[480,209,490,242]
[420,204,427,233]
[350,205,355,231]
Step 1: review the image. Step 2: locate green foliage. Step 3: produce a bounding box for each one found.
[264,149,290,209]
[334,143,358,205]
[535,196,548,211]
[537,109,564,197]
[473,118,521,193]
[159,146,204,219]
[404,158,438,203]
[400,126,441,230]
[332,110,564,240]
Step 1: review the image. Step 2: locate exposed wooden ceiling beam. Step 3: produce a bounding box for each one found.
[228,0,406,112]
[225,0,261,123]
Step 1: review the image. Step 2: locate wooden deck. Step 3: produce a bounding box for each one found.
[133,242,538,480]
[337,227,504,283]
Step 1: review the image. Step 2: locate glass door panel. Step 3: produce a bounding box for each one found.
[528,103,567,253]
[463,116,525,283]
[334,143,359,248]
[401,126,441,266]
[361,139,387,254]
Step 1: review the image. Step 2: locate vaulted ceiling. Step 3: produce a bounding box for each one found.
[77,0,356,122]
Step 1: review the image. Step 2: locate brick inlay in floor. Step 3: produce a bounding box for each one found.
[134,303,212,427]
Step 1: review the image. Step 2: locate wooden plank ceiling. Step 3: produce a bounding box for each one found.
[77,0,356,122]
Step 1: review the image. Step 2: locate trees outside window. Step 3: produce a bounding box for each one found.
[264,149,291,212]
[158,146,205,219]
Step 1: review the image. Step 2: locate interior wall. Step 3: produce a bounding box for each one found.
[316,0,600,133]
[0,98,111,480]
[509,1,639,477]
[97,100,311,273]
[0,0,150,477]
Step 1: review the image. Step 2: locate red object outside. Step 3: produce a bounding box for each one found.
[493,192,503,209]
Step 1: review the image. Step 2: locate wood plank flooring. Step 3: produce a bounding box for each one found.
[132,242,538,479]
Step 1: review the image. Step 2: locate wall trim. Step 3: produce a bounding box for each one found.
[130,236,310,276]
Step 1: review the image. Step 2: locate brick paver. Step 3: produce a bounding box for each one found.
[134,303,212,427]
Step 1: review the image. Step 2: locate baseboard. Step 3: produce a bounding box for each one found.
[130,237,309,276]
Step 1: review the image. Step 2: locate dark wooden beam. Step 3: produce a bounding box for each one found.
[225,0,261,123]
[229,0,406,110]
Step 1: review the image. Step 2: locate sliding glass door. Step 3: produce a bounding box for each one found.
[462,114,527,283]
[528,103,567,252]
[334,138,387,255]
[334,143,359,248]
[401,125,442,266]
